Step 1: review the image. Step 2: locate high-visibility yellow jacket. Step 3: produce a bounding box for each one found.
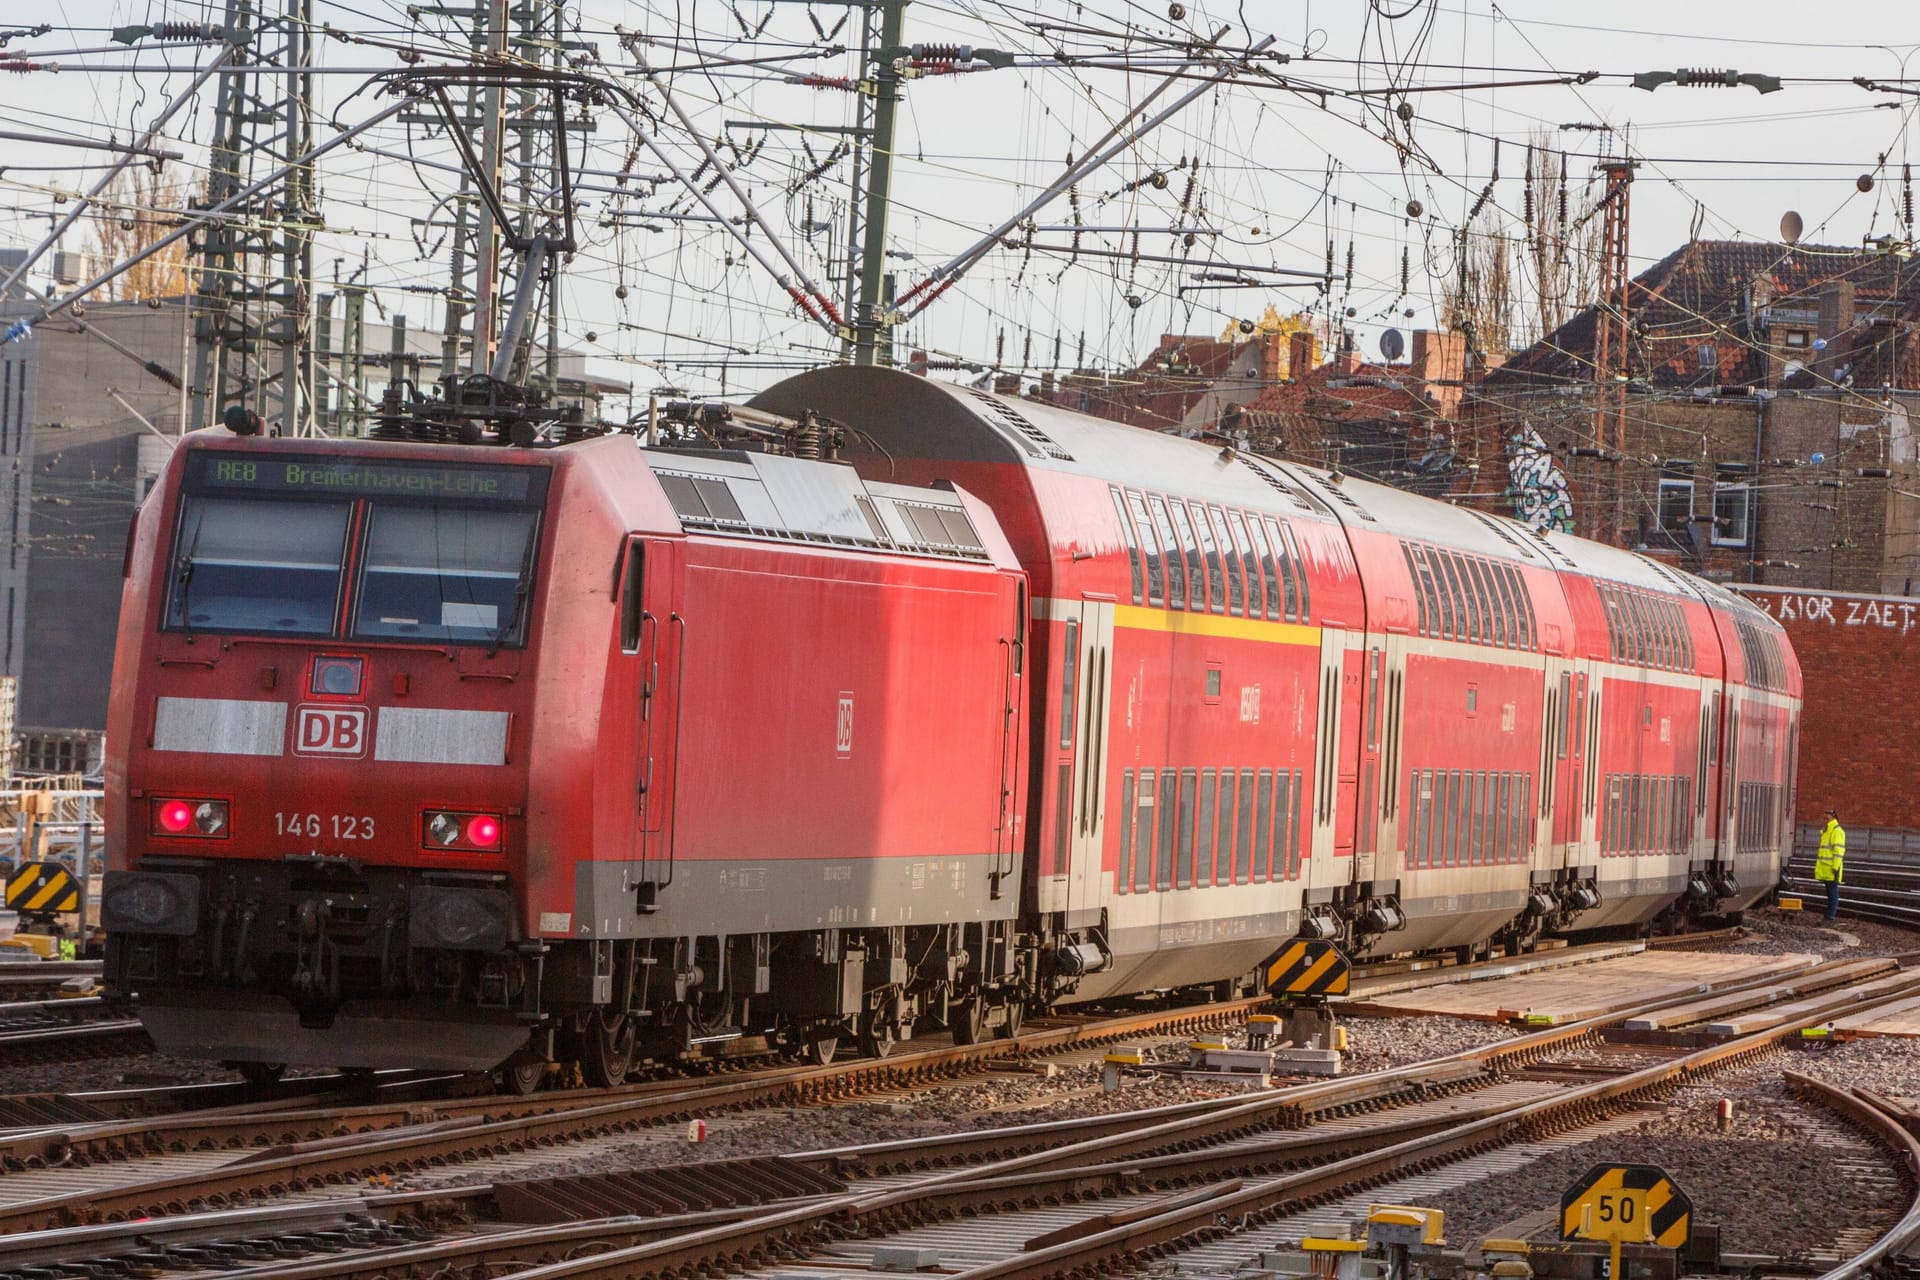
[1815,819,1846,883]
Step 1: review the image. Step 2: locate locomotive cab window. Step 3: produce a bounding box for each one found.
[169,452,549,646]
[355,506,539,644]
[165,497,350,636]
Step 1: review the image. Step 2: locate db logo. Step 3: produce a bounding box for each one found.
[293,704,370,758]
[835,692,854,758]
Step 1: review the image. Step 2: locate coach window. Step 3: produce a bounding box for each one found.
[1110,487,1143,605]
[1125,491,1165,606]
[1410,544,1441,637]
[1148,496,1185,608]
[1208,506,1246,616]
[1235,768,1257,883]
[1191,502,1225,612]
[1284,522,1314,620]
[1156,770,1178,890]
[1250,518,1283,621]
[1118,771,1136,892]
[1488,560,1517,647]
[1434,553,1465,641]
[1252,769,1274,883]
[1133,771,1156,892]
[1474,558,1508,647]
[1197,770,1218,887]
[1228,509,1262,618]
[1266,518,1298,620]
[1557,671,1573,759]
[1216,770,1238,883]
[1058,620,1079,750]
[1168,499,1204,611]
[1176,769,1198,889]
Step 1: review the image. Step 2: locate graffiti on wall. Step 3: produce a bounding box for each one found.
[1752,591,1920,637]
[1506,422,1574,533]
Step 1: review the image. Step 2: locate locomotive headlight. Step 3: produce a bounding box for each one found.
[152,797,229,838]
[422,809,506,853]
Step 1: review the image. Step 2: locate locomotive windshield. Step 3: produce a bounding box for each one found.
[165,452,548,646]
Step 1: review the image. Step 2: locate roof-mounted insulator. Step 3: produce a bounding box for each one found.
[0,58,55,73]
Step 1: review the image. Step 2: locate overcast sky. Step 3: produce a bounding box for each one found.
[2,1,1918,398]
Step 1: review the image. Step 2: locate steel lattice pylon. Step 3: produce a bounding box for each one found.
[189,0,318,436]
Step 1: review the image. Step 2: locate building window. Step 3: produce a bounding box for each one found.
[1784,330,1810,349]
[1712,483,1752,547]
[1657,478,1694,531]
[1697,342,1717,370]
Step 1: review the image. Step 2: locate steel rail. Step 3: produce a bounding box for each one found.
[443,970,1920,1280]
[1786,1073,1920,1279]
[0,996,1264,1233]
[24,958,1907,1280]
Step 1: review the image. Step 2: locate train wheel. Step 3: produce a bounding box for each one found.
[234,1061,286,1086]
[994,997,1025,1040]
[581,1011,636,1088]
[804,1034,839,1066]
[858,1011,896,1059]
[496,1061,546,1096]
[949,997,986,1045]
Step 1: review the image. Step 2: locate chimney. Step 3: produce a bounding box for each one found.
[1816,280,1855,381]
[1260,331,1284,384]
[1287,331,1314,381]
[1409,330,1467,417]
[1337,328,1360,374]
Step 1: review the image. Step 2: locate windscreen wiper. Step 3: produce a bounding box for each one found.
[487,532,538,657]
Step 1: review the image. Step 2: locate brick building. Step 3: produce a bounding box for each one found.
[1237,330,1468,498]
[1739,584,1920,836]
[1032,328,1308,433]
[1478,240,1920,592]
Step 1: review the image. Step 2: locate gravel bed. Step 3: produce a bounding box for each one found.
[1721,906,1920,958]
[1796,1037,1920,1106]
[0,1049,246,1096]
[1419,1066,1907,1258]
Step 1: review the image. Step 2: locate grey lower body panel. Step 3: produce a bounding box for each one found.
[572,853,1019,939]
[1579,872,1692,929]
[136,992,529,1071]
[1060,908,1303,1003]
[1392,889,1530,953]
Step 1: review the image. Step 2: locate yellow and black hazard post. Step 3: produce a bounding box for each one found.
[1260,938,1352,1055]
[1560,1162,1693,1280]
[5,860,80,917]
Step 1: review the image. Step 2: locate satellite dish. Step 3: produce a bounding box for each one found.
[1380,327,1406,362]
[1781,210,1804,245]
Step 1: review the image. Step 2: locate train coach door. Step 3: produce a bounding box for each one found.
[1308,628,1359,881]
[622,536,685,889]
[1047,600,1113,928]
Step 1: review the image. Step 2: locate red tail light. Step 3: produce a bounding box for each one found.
[152,798,229,837]
[422,809,505,853]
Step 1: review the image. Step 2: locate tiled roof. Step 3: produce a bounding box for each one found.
[1489,240,1920,390]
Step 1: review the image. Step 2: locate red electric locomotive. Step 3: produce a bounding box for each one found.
[103,363,1800,1083]
[104,424,1029,1083]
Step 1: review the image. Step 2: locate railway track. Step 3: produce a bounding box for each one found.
[0,960,101,1003]
[0,996,147,1066]
[4,952,1912,1280]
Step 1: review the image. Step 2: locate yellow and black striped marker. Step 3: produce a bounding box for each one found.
[1263,939,1351,998]
[5,862,79,914]
[1559,1162,1692,1249]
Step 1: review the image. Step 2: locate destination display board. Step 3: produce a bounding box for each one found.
[191,452,548,505]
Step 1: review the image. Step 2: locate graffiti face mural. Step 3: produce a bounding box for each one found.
[1507,422,1574,532]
